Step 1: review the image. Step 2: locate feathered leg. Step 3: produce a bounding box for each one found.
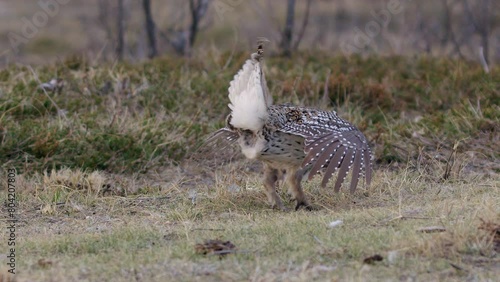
[285,167,311,210]
[263,164,286,210]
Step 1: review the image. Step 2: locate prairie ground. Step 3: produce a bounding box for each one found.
[0,52,498,281]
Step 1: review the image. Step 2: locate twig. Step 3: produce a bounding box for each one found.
[309,233,324,246]
[191,228,225,231]
[134,196,171,201]
[449,261,467,271]
[293,0,312,51]
[417,226,447,233]
[402,216,435,220]
[209,249,250,255]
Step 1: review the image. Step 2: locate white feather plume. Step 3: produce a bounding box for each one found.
[227,58,269,132]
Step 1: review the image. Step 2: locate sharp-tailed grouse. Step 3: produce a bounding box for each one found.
[210,39,373,210]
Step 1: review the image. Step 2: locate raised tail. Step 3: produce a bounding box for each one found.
[227,38,272,132]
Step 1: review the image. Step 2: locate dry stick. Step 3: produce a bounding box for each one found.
[443,149,454,181]
[443,140,460,180]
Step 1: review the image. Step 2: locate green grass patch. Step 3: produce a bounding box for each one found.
[1,53,498,175]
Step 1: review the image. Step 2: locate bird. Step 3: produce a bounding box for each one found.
[208,38,373,210]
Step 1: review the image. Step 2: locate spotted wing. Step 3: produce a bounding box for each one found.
[302,130,372,192]
[273,106,373,192]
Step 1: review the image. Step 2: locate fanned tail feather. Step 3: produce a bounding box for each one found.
[227,41,271,132]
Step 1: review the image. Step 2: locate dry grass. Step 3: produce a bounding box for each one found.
[0,159,498,281]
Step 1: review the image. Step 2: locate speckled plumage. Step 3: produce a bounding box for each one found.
[209,39,373,210]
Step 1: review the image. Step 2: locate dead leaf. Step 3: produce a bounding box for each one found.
[363,254,383,264]
[195,239,236,257]
[37,258,53,268]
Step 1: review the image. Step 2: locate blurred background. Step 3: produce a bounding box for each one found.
[0,0,498,67]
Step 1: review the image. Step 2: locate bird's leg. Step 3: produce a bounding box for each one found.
[263,164,286,211]
[286,168,311,211]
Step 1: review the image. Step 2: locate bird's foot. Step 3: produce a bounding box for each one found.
[295,201,313,211]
